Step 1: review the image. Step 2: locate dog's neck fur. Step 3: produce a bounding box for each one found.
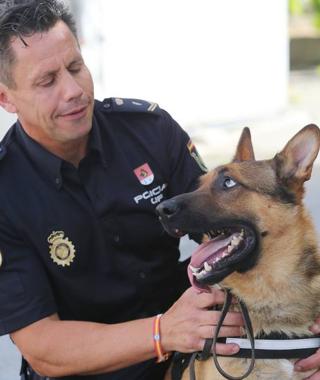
[222,205,320,337]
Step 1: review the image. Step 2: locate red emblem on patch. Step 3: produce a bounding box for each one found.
[134,163,154,186]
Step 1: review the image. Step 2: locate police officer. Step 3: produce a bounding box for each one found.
[0,1,244,379]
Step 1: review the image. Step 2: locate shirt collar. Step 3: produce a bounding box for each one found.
[15,120,63,189]
[15,114,107,189]
[87,114,108,168]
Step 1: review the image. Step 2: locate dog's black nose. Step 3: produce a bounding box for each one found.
[156,199,180,218]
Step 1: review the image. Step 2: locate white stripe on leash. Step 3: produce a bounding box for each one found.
[226,337,320,350]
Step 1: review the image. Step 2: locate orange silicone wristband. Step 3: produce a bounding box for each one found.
[153,314,170,363]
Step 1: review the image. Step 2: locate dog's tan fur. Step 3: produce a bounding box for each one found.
[165,125,320,379]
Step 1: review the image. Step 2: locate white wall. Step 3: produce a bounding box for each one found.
[0,108,15,139]
[81,0,289,127]
[0,1,289,135]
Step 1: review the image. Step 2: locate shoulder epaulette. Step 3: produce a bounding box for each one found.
[101,97,161,115]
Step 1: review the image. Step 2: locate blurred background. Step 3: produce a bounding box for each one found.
[0,0,320,378]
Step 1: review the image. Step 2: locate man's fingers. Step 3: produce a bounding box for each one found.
[305,371,320,380]
[201,310,244,327]
[214,342,240,356]
[195,289,227,308]
[197,339,240,355]
[216,326,243,338]
[309,315,320,334]
[200,325,242,339]
[295,348,320,372]
[215,311,244,326]
[310,323,320,334]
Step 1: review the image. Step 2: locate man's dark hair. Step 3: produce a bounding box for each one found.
[0,0,78,88]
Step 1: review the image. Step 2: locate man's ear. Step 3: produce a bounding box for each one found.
[233,127,255,162]
[274,124,320,183]
[0,83,17,114]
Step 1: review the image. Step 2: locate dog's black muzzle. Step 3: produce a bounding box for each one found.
[156,198,181,219]
[156,191,214,237]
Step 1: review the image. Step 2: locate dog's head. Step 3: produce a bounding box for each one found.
[157,125,320,293]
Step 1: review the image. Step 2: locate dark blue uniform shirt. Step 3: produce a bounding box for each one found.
[0,98,206,380]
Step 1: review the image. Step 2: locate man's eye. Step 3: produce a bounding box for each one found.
[69,64,82,74]
[39,78,55,87]
[223,177,237,189]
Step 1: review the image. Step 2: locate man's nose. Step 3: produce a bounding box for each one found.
[62,72,83,102]
[156,199,180,219]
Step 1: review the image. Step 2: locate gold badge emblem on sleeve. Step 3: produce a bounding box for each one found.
[48,231,75,267]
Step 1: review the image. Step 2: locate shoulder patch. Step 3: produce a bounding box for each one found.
[187,140,208,173]
[101,97,161,115]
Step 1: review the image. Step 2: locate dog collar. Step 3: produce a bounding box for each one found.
[170,337,320,380]
[225,336,320,359]
[187,289,320,380]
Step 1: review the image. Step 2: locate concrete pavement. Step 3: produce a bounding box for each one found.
[0,336,20,380]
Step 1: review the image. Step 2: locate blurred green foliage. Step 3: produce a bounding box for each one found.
[313,0,320,28]
[290,0,320,28]
[289,0,304,14]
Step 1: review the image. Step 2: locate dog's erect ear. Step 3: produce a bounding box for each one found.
[275,124,320,182]
[233,127,255,162]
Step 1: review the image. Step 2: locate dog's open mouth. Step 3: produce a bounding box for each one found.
[186,225,257,292]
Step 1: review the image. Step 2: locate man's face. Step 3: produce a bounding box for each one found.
[1,20,94,148]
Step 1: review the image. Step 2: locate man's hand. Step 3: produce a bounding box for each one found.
[294,349,320,380]
[294,318,320,379]
[10,287,243,377]
[160,287,243,355]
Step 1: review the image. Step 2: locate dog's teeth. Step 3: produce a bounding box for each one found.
[227,245,233,253]
[223,251,229,257]
[194,269,207,279]
[231,240,238,247]
[232,236,241,246]
[204,261,212,272]
[189,264,201,273]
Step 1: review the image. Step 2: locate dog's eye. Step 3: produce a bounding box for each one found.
[223,177,237,189]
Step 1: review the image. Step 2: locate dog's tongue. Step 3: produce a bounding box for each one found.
[190,237,231,267]
[187,236,232,292]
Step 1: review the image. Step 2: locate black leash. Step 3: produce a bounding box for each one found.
[189,288,255,380]
[172,289,320,380]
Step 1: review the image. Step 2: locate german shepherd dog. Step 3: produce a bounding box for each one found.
[157,125,320,379]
